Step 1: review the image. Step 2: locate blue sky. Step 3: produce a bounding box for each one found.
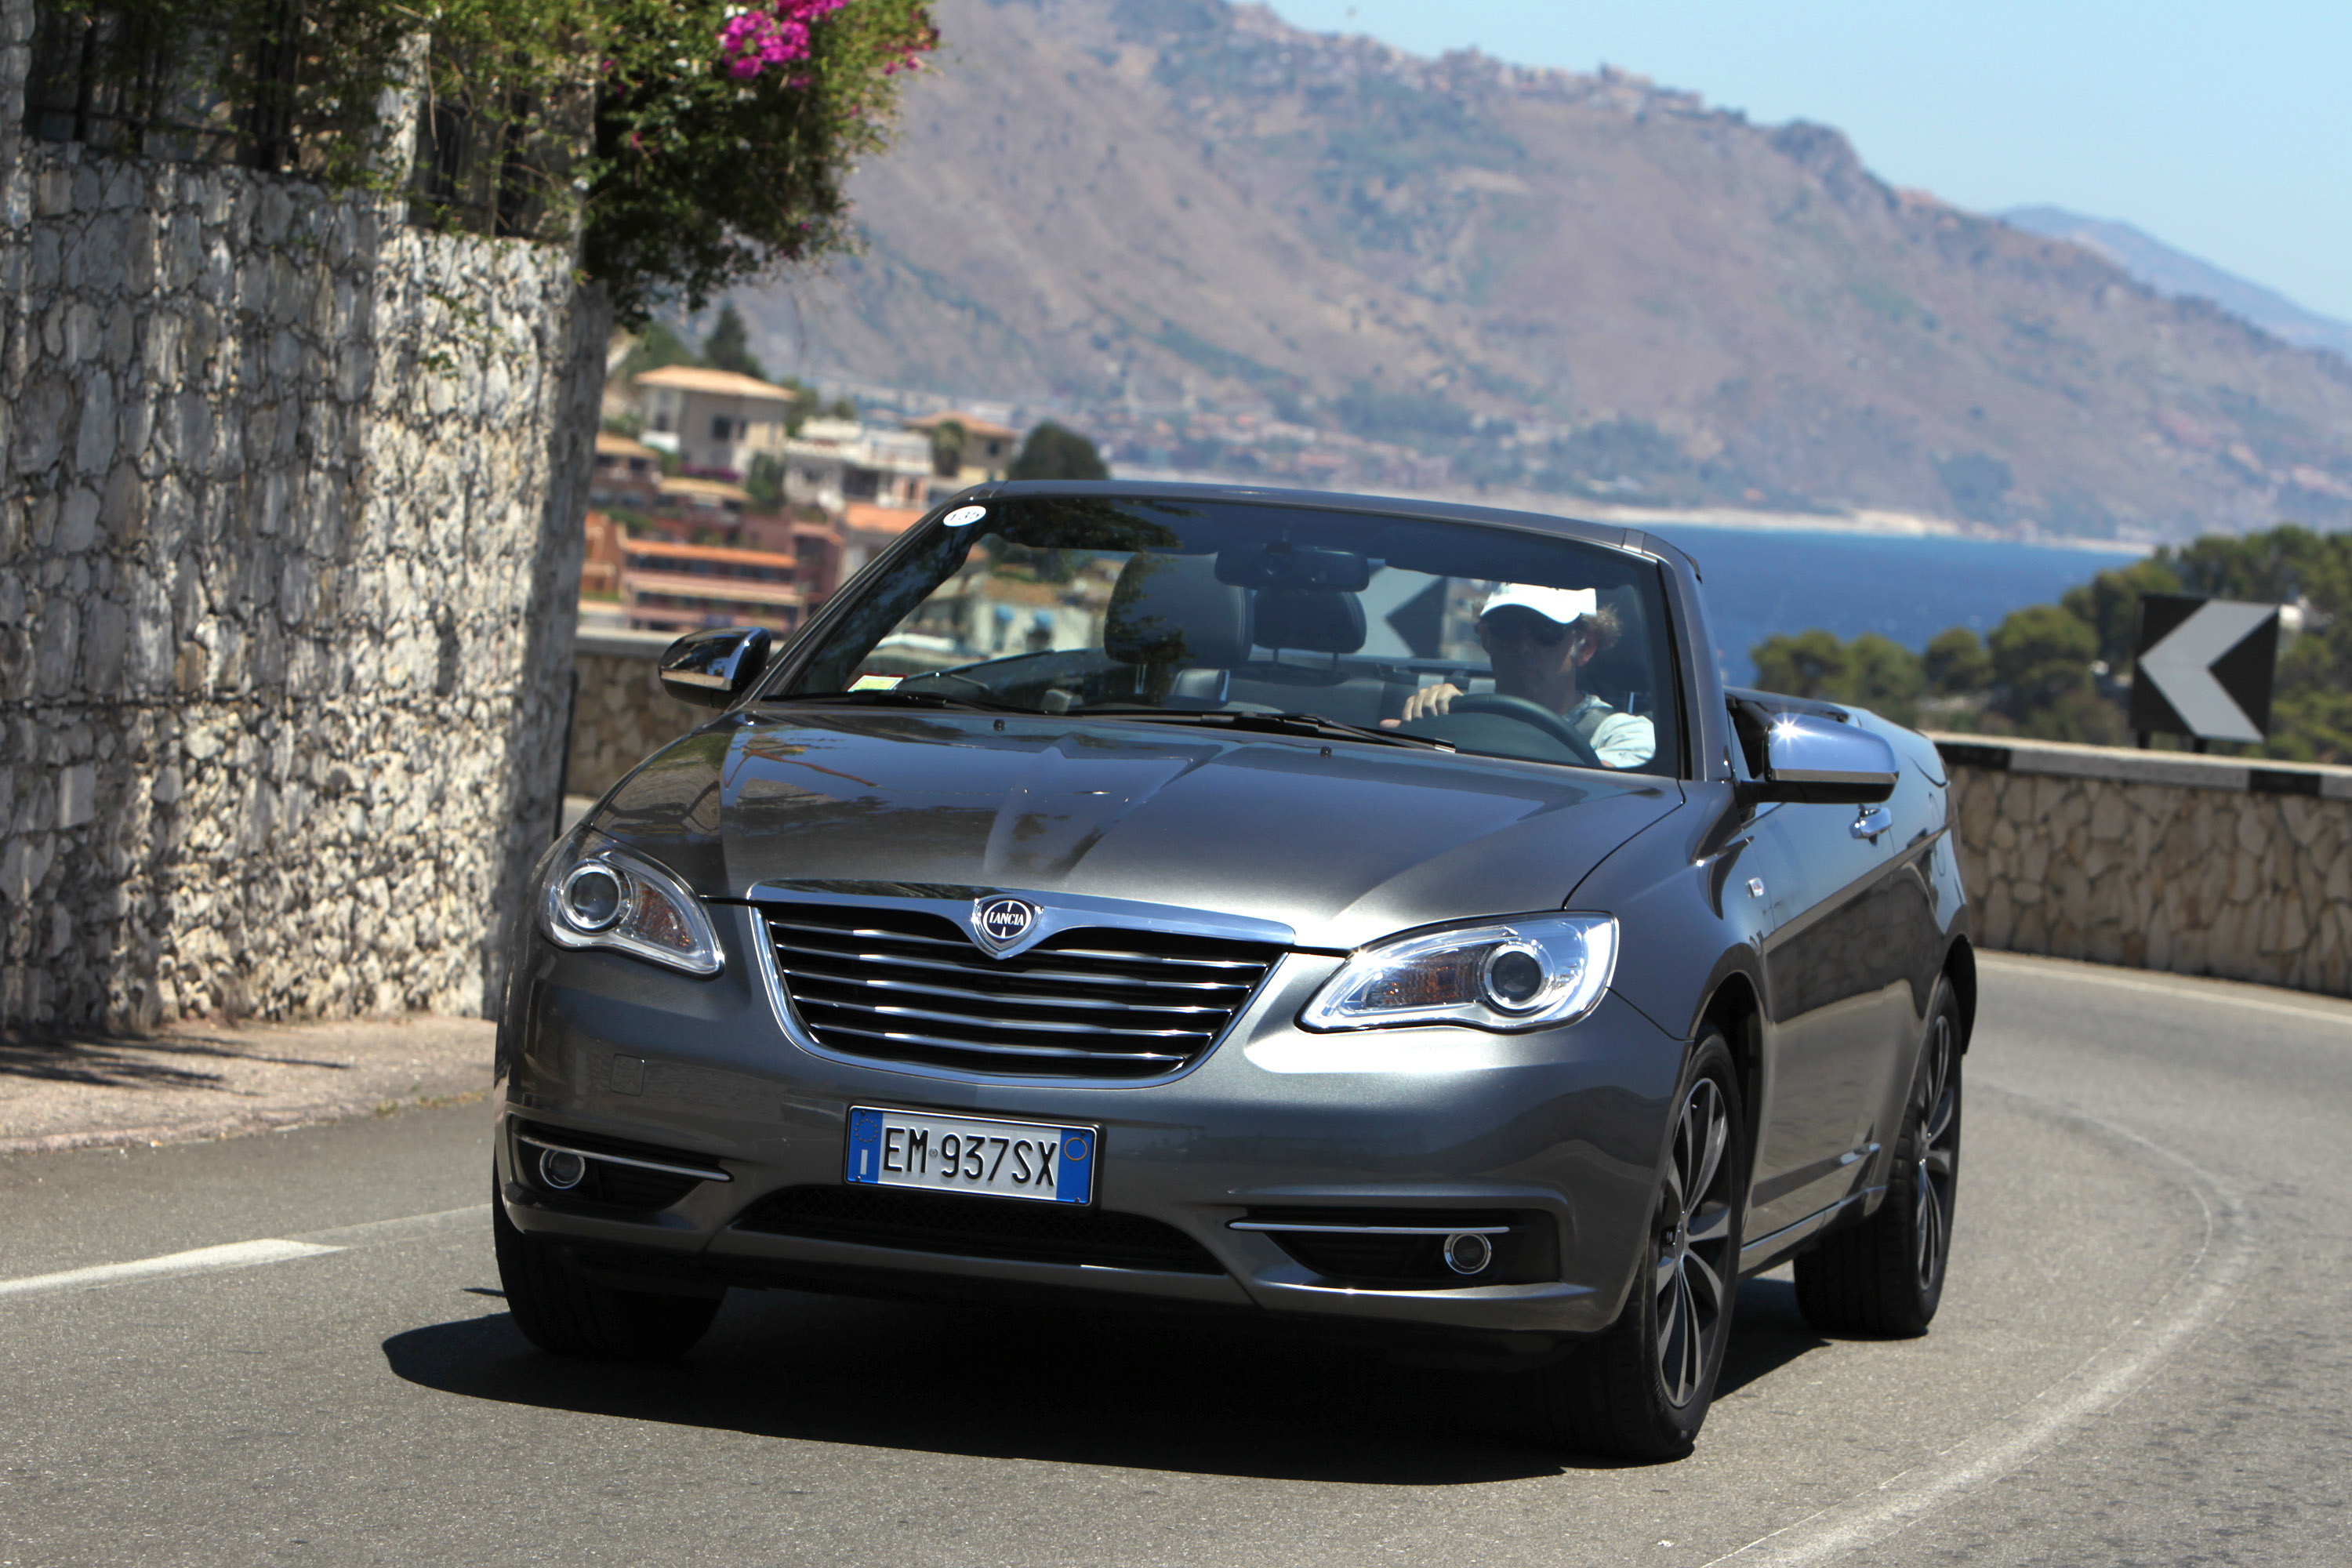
[1261,2,2352,323]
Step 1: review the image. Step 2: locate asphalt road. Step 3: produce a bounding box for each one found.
[3,953,2347,1566]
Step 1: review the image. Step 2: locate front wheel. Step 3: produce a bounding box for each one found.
[1794,981,1963,1337]
[493,1185,722,1361]
[1525,1033,1746,1460]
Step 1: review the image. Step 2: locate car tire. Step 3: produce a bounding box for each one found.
[1527,1031,1747,1461]
[493,1184,723,1362]
[1793,980,1963,1338]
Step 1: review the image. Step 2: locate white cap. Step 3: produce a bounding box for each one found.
[1479,583,1599,626]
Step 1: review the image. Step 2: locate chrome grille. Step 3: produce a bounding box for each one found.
[764,903,1283,1078]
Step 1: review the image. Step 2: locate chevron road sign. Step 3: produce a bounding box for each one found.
[2129,593,2278,746]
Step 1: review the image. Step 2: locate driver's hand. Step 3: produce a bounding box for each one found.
[1384,682,1464,727]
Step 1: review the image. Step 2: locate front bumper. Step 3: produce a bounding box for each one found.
[497,906,1686,1343]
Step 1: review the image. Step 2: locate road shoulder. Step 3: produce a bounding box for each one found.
[0,1015,495,1155]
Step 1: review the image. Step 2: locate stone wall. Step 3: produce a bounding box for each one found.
[566,628,704,800]
[0,0,604,1029]
[1936,735,2352,996]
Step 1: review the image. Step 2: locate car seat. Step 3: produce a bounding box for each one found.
[1103,554,1254,706]
[1226,588,1405,727]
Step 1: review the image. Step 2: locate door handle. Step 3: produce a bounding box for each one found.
[1851,804,1893,841]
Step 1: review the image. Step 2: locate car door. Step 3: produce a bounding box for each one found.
[1741,764,1920,1241]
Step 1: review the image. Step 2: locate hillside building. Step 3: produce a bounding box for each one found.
[904,411,1022,485]
[614,536,806,637]
[779,418,938,513]
[633,365,803,475]
[591,430,663,510]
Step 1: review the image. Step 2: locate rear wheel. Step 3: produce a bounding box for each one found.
[1526,1033,1746,1460]
[493,1185,722,1361]
[1794,982,1963,1337]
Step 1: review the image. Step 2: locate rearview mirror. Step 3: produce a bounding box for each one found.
[1214,543,1372,592]
[1739,712,1898,805]
[659,626,771,709]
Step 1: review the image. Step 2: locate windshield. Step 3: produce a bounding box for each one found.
[775,496,1683,775]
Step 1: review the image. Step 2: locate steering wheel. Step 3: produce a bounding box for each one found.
[1446,693,1606,769]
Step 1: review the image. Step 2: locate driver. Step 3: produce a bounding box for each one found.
[1388,583,1657,768]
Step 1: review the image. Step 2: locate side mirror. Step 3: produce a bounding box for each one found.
[1739,712,1898,805]
[659,626,771,709]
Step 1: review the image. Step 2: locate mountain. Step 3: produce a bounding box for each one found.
[742,0,2352,539]
[1999,207,2352,365]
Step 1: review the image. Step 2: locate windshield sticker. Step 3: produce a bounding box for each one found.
[942,505,988,528]
[848,673,903,691]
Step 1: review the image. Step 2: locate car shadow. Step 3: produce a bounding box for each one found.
[384,1276,1834,1481]
[1718,1276,1833,1398]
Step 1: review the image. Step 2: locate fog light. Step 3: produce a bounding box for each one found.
[538,1147,587,1190]
[1443,1232,1494,1276]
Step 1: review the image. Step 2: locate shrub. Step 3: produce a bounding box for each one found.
[34,1,939,323]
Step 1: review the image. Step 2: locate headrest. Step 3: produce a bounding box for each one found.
[1105,554,1254,668]
[1254,589,1366,654]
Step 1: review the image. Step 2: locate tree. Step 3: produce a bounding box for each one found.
[1988,604,2099,731]
[929,419,968,478]
[1009,423,1109,482]
[1922,626,1991,695]
[1844,633,1925,720]
[1750,629,1922,724]
[2058,557,2183,673]
[572,0,942,322]
[1750,630,1849,700]
[617,319,699,381]
[701,303,768,380]
[746,452,786,510]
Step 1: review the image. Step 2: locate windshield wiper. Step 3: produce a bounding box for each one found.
[1080,707,1455,753]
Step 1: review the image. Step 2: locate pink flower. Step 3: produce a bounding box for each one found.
[716,0,851,79]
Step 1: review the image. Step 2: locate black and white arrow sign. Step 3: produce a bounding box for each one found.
[2128,594,2278,744]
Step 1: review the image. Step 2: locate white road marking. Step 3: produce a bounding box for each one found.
[1980,952,2352,1031]
[0,1239,344,1300]
[292,1203,489,1249]
[1704,1090,2256,1566]
[0,1203,491,1303]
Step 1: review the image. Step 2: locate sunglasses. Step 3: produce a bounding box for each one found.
[1478,608,1570,646]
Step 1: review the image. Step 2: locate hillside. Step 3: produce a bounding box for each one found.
[744,0,2352,540]
[1998,206,2352,364]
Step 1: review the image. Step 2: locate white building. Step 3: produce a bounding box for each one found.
[633,365,803,476]
[780,418,939,513]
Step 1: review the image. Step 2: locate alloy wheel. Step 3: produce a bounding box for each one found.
[1656,1076,1737,1406]
[1914,1011,1960,1293]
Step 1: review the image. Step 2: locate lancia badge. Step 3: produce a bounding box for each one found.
[971,896,1040,956]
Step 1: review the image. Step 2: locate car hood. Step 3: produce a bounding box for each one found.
[589,712,1684,950]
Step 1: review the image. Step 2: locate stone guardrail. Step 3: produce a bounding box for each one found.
[568,628,699,800]
[557,641,2352,1000]
[1930,733,2352,997]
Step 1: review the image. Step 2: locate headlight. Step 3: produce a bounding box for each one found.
[1299,913,1618,1033]
[539,836,724,976]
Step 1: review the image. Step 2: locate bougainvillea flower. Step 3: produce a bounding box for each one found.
[717,0,851,79]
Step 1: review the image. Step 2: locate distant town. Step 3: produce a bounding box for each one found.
[586,314,1484,640]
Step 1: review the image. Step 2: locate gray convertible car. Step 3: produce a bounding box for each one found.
[494,482,1971,1458]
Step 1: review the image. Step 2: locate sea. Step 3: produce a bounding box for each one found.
[1651,526,2145,686]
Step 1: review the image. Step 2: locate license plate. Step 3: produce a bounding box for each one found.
[844,1107,1097,1205]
